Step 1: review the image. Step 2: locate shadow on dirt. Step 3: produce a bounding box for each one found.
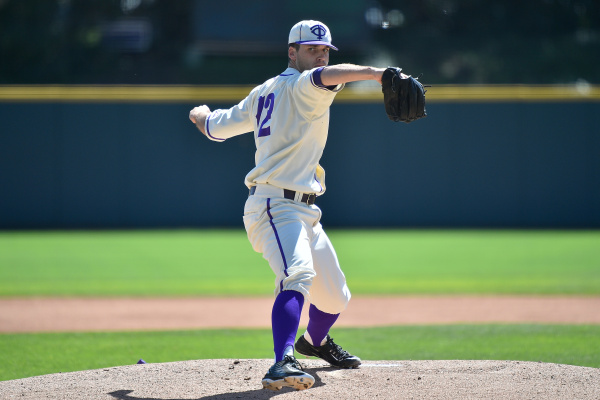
[108,367,327,400]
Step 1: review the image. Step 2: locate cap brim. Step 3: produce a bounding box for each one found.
[295,40,338,51]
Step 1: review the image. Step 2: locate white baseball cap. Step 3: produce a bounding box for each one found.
[288,20,338,51]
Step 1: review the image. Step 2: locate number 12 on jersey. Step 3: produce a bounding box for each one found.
[256,93,275,137]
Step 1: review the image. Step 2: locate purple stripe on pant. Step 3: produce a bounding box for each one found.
[266,198,288,291]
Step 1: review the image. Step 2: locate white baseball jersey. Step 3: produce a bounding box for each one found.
[205,66,344,195]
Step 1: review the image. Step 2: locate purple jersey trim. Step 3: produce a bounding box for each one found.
[314,172,323,193]
[205,113,225,142]
[266,198,289,290]
[312,67,326,87]
[311,67,338,91]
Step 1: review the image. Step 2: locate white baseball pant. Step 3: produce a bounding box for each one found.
[243,184,351,314]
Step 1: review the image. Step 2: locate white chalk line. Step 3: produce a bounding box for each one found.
[361,363,404,368]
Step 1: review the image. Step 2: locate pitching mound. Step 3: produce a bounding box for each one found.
[1,359,599,399]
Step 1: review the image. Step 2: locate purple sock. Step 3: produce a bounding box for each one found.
[272,290,304,362]
[306,304,339,346]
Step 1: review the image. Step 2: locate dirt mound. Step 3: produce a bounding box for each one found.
[1,359,598,399]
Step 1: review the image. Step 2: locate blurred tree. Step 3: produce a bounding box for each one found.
[0,0,597,84]
[370,0,600,83]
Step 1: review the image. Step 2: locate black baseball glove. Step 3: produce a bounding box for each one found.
[381,67,427,123]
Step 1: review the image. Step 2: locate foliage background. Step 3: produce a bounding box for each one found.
[0,0,598,85]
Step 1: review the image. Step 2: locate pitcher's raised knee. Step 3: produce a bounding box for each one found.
[314,285,351,314]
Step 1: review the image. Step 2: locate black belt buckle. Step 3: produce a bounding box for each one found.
[283,189,315,205]
[302,193,316,205]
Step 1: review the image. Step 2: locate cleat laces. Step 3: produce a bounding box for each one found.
[326,336,351,361]
[283,355,303,370]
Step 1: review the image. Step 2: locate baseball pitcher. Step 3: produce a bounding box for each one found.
[189,20,425,391]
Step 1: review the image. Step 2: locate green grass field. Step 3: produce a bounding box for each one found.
[1,229,598,296]
[0,229,598,381]
[1,325,599,382]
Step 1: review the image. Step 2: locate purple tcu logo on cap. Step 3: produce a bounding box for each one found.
[310,24,327,40]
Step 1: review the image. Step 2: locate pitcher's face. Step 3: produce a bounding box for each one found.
[290,44,330,72]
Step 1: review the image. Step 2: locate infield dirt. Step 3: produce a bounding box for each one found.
[1,296,599,399]
[2,295,599,332]
[1,359,599,399]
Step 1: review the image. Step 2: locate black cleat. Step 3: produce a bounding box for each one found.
[295,334,361,369]
[261,355,315,391]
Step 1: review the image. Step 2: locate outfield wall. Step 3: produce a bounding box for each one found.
[1,85,599,228]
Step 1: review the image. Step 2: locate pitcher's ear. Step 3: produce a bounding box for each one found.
[288,45,297,61]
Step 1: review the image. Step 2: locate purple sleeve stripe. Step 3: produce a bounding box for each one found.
[311,67,326,87]
[205,113,224,142]
[311,67,339,91]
